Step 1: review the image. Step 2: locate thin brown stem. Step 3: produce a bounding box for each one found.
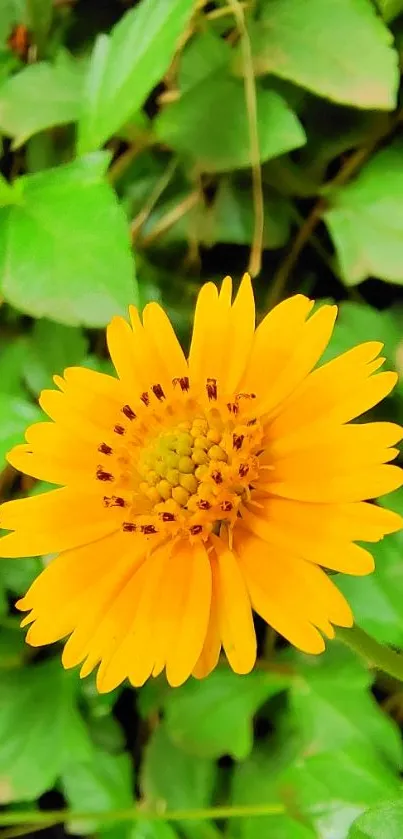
[268,106,403,307]
[267,200,324,309]
[227,0,264,278]
[206,2,250,20]
[131,157,178,242]
[139,191,200,247]
[108,139,149,185]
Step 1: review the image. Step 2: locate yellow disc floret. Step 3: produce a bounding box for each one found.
[124,405,263,541]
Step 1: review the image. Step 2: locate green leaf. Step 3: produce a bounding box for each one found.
[61,749,133,834]
[0,52,84,148]
[339,544,403,646]
[78,0,195,154]
[0,393,41,470]
[141,724,218,839]
[163,667,289,760]
[0,336,28,395]
[0,153,137,326]
[0,627,26,669]
[231,744,315,839]
[204,179,291,249]
[348,800,403,838]
[0,557,42,596]
[282,744,402,839]
[141,723,216,809]
[130,825,179,839]
[86,714,126,755]
[23,319,89,396]
[324,142,403,286]
[288,644,402,770]
[0,579,6,616]
[0,659,92,801]
[298,104,387,185]
[156,73,305,172]
[0,51,20,86]
[246,0,398,109]
[178,29,231,92]
[0,0,22,47]
[0,173,19,207]
[376,0,403,22]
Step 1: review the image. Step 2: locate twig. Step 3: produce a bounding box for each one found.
[227,0,264,277]
[267,200,324,309]
[206,2,250,20]
[138,191,200,247]
[0,802,285,831]
[131,157,179,242]
[338,625,403,684]
[108,139,149,185]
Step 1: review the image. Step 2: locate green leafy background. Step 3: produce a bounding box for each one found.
[0,1,403,837]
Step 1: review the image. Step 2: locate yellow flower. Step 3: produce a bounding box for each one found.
[0,275,402,691]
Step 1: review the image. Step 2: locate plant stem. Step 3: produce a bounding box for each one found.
[266,199,324,309]
[0,803,285,830]
[337,625,403,682]
[131,156,178,242]
[228,0,264,278]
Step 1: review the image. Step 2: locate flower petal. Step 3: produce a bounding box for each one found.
[192,576,221,679]
[268,421,403,461]
[212,540,256,674]
[165,541,212,687]
[93,545,169,692]
[188,275,255,395]
[0,488,123,557]
[142,302,188,380]
[64,541,147,676]
[269,343,389,439]
[241,294,314,397]
[237,531,352,652]
[107,315,146,393]
[39,372,125,437]
[8,421,107,486]
[262,463,403,503]
[17,532,132,645]
[242,506,375,575]
[225,274,256,394]
[188,282,222,386]
[257,304,338,417]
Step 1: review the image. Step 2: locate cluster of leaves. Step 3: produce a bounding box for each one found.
[1,0,403,838]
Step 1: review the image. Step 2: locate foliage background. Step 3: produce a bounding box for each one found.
[1,0,403,837]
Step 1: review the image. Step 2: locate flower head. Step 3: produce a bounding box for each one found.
[0,275,402,691]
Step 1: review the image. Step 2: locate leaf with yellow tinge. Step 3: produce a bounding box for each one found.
[244,0,398,110]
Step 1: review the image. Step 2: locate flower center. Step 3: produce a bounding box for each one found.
[97,377,265,542]
[133,411,263,541]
